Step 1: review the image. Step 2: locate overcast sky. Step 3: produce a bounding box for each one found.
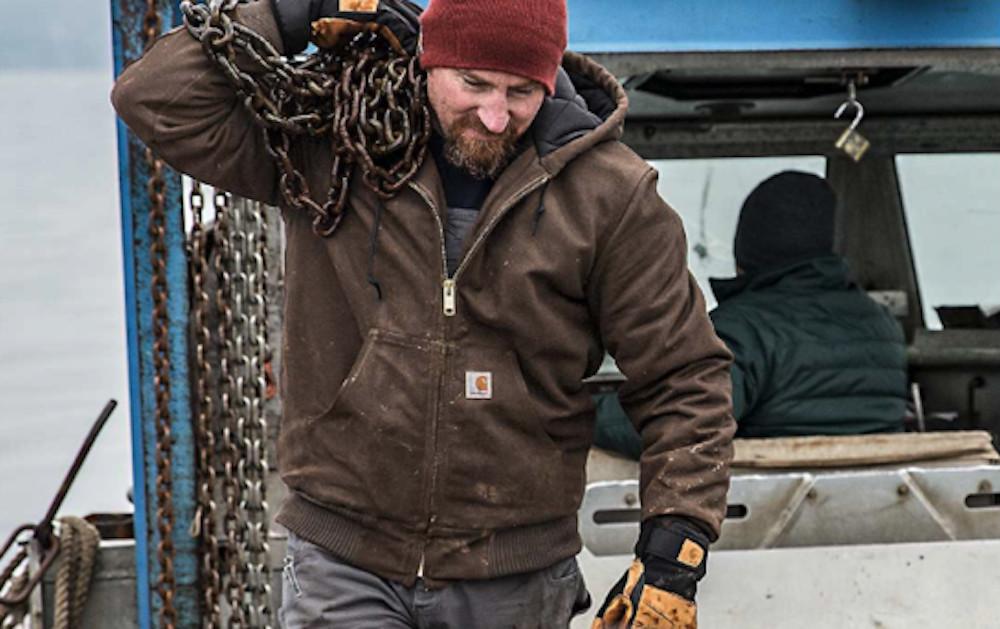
[2,2,115,70]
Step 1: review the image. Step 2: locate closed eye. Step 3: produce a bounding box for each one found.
[461,75,489,90]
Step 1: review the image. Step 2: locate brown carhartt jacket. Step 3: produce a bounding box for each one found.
[112,0,735,587]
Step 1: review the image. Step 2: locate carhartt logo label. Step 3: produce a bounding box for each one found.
[338,0,378,12]
[465,371,492,400]
[677,539,705,568]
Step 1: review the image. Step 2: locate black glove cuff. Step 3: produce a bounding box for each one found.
[271,0,314,55]
[635,517,710,580]
[374,0,421,54]
[644,557,699,601]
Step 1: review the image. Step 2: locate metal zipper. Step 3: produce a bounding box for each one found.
[407,180,449,580]
[408,180,450,287]
[442,279,456,316]
[410,175,550,317]
[406,174,548,578]
[447,175,550,317]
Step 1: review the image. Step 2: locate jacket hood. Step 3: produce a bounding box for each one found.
[530,51,628,176]
[710,255,853,304]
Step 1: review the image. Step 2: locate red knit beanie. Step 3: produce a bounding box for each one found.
[419,0,568,95]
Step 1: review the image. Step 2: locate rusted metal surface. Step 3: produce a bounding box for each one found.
[141,0,179,624]
[188,182,222,629]
[83,515,135,542]
[111,0,197,624]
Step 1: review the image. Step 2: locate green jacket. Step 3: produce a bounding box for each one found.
[596,255,906,453]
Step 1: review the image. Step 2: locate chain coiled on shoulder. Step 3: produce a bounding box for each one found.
[181,0,431,236]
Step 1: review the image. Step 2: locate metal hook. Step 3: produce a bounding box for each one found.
[834,80,865,133]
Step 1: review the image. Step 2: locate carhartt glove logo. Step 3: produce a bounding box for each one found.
[338,0,378,12]
[676,540,704,569]
[465,371,493,400]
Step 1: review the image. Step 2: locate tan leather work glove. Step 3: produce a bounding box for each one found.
[272,0,421,55]
[591,559,697,629]
[592,517,708,629]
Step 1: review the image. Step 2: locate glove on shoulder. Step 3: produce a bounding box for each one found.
[272,0,421,55]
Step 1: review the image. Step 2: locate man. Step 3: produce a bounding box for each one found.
[596,170,907,457]
[112,0,735,626]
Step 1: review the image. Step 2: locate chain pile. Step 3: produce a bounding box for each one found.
[181,0,431,236]
[189,187,274,627]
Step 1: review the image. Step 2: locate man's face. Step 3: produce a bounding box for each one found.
[426,67,546,179]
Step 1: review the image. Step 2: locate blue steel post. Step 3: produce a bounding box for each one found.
[110,0,198,626]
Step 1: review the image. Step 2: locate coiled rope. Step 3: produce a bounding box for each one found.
[52,517,100,629]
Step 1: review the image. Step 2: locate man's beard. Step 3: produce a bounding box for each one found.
[441,113,520,180]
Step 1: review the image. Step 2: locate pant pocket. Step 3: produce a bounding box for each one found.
[541,557,591,626]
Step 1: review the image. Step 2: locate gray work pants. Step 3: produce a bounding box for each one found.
[279,533,591,628]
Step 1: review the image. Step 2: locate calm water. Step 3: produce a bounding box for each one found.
[0,70,132,536]
[1,68,998,541]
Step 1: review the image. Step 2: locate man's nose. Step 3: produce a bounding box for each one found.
[477,98,511,135]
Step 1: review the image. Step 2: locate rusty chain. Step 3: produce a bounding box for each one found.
[145,0,424,624]
[142,0,177,625]
[181,0,431,236]
[237,196,271,626]
[187,182,223,628]
[189,190,274,627]
[213,193,247,627]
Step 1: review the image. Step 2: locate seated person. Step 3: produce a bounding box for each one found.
[595,170,908,457]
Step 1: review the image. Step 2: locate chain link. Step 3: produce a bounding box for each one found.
[213,192,247,627]
[188,182,223,628]
[189,191,274,628]
[181,0,430,236]
[149,0,421,623]
[142,0,177,623]
[242,201,271,627]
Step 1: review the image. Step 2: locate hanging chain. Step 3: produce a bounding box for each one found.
[211,194,245,627]
[180,0,430,236]
[236,197,272,626]
[188,182,223,628]
[142,0,178,625]
[197,191,274,627]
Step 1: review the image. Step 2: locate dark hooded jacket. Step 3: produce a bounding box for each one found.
[111,0,734,586]
[710,256,907,437]
[595,255,906,455]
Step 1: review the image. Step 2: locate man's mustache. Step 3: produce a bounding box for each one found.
[452,114,516,141]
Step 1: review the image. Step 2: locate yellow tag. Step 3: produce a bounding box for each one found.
[677,539,705,569]
[339,0,378,12]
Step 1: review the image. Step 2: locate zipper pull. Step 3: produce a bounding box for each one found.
[443,279,457,317]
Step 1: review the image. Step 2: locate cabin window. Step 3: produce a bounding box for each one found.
[648,157,826,309]
[896,154,1000,330]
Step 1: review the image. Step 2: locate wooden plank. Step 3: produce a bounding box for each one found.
[587,431,999,482]
[733,430,999,469]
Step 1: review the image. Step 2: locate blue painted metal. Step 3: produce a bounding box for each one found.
[568,0,1000,53]
[110,0,198,626]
